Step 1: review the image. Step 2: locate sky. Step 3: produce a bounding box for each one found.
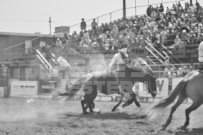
[0,0,202,34]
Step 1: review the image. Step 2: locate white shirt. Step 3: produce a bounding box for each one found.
[109,48,128,73]
[57,57,70,70]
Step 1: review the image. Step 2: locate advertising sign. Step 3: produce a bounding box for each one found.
[55,26,70,34]
[136,78,169,98]
[39,80,57,94]
[10,80,38,97]
[0,87,4,97]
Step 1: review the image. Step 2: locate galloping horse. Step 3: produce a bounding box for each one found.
[59,64,157,114]
[149,70,203,130]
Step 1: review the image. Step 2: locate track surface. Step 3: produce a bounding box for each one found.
[0,98,203,135]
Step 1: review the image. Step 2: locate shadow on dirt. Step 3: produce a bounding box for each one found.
[173,128,203,135]
[61,112,147,120]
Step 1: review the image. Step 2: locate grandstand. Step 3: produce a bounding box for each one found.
[0,0,202,97]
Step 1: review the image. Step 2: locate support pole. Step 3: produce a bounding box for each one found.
[123,0,126,19]
[49,17,52,35]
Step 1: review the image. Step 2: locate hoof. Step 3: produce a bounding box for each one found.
[93,108,100,114]
[83,112,89,115]
[160,125,166,130]
[159,127,165,131]
[178,126,187,130]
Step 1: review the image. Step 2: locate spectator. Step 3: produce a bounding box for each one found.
[164,56,170,68]
[160,3,164,12]
[177,67,183,77]
[182,65,189,76]
[57,56,70,78]
[91,19,98,35]
[180,30,190,44]
[56,38,62,47]
[169,67,177,78]
[104,40,110,54]
[80,18,86,32]
[147,5,152,16]
[163,67,170,77]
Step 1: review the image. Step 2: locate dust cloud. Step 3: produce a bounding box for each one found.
[0,98,69,122]
[88,54,109,72]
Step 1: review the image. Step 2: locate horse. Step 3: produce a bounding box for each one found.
[58,65,157,114]
[149,70,203,130]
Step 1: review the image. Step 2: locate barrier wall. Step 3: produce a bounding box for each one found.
[135,78,169,98]
[0,87,5,97]
[7,78,187,102]
[10,80,38,97]
[38,80,57,95]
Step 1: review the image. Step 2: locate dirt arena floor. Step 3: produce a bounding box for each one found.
[0,98,203,135]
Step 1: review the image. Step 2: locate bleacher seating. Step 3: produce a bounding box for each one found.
[52,0,203,65]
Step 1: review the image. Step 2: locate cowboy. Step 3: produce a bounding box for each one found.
[108,47,129,73]
[57,56,70,78]
[108,46,135,110]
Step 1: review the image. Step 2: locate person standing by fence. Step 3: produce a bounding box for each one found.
[57,56,70,78]
[80,18,86,32]
[198,41,203,70]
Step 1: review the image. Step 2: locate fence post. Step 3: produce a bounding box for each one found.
[110,12,112,22]
[97,17,99,26]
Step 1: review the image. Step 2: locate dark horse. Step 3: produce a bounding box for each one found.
[149,70,203,130]
[58,65,157,114]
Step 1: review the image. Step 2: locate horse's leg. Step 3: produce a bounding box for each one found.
[122,93,134,108]
[180,102,201,130]
[162,94,186,130]
[91,101,95,109]
[112,94,124,112]
[88,101,94,113]
[122,97,133,108]
[81,99,88,114]
[112,85,125,112]
[132,94,141,108]
[122,93,141,108]
[112,100,122,112]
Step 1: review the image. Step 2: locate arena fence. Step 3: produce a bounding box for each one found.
[0,76,193,103]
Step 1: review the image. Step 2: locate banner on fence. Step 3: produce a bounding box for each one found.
[0,87,4,97]
[135,78,169,98]
[39,80,57,94]
[10,80,38,97]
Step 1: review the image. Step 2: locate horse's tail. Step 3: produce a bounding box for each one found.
[148,80,187,119]
[52,83,82,100]
[52,77,85,100]
[56,74,95,99]
[154,80,187,108]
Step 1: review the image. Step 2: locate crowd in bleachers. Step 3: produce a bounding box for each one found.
[52,0,203,55]
[38,0,203,79]
[163,64,193,78]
